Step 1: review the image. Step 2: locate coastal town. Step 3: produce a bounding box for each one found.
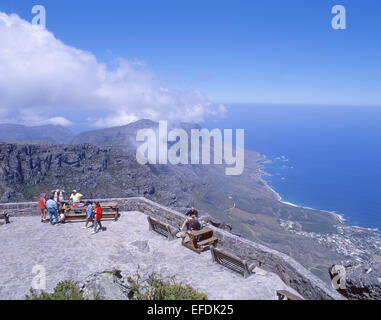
[279,219,381,262]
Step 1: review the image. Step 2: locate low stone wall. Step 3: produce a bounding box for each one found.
[0,201,40,215]
[0,197,344,300]
[121,197,344,300]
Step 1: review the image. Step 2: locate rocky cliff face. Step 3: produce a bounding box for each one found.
[0,142,270,209]
[0,142,203,206]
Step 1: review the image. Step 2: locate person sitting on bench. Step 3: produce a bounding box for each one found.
[70,190,83,207]
[181,213,207,231]
[182,214,209,247]
[189,214,201,231]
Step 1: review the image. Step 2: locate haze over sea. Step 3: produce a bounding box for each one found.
[205,104,381,230]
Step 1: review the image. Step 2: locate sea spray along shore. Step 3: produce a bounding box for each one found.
[280,201,346,225]
[259,155,365,229]
[259,157,381,263]
[262,157,377,232]
[280,201,346,224]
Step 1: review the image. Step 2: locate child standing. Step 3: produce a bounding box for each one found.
[92,202,103,234]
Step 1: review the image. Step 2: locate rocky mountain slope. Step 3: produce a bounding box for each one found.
[0,141,273,209]
[71,119,158,148]
[71,119,202,150]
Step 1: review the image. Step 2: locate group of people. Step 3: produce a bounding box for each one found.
[38,190,65,225]
[38,189,87,224]
[38,189,104,234]
[39,189,204,236]
[181,205,208,232]
[82,200,104,234]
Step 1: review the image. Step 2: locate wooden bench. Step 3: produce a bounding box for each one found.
[147,216,179,241]
[63,202,119,222]
[99,202,119,215]
[181,227,218,253]
[276,290,304,300]
[210,247,256,278]
[0,213,10,224]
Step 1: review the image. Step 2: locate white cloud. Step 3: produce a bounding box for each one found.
[0,12,224,128]
[43,117,74,126]
[92,111,138,128]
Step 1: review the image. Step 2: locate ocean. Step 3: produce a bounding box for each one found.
[204,104,381,230]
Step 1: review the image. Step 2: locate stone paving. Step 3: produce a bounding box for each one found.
[0,211,302,300]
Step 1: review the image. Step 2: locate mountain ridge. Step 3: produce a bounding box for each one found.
[0,123,75,144]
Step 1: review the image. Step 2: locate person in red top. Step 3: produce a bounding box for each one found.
[92,202,104,234]
[38,193,47,222]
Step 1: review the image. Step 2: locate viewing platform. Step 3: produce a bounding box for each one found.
[0,197,344,300]
[0,211,301,300]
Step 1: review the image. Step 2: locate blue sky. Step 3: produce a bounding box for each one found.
[0,0,380,130]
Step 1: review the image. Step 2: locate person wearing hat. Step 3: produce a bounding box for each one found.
[82,200,94,229]
[70,190,83,207]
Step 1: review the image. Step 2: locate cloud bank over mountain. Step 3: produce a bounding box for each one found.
[0,12,225,128]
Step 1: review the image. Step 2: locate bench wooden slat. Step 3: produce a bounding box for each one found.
[190,227,212,237]
[62,202,119,222]
[276,290,304,300]
[197,236,218,246]
[63,202,118,211]
[181,228,218,254]
[147,216,179,241]
[211,247,256,279]
[99,202,118,207]
[64,211,119,222]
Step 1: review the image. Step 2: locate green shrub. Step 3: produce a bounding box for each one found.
[128,268,207,300]
[25,269,207,300]
[25,280,84,300]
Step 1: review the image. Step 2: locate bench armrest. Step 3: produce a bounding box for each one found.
[246,258,260,272]
[248,262,257,273]
[168,225,180,236]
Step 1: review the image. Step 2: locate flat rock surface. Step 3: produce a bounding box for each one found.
[0,211,302,300]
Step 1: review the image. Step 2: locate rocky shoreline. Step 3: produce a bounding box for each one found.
[259,159,381,259]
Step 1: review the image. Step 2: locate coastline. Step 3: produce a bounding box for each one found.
[259,159,376,231]
[280,199,347,225]
[265,177,380,232]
